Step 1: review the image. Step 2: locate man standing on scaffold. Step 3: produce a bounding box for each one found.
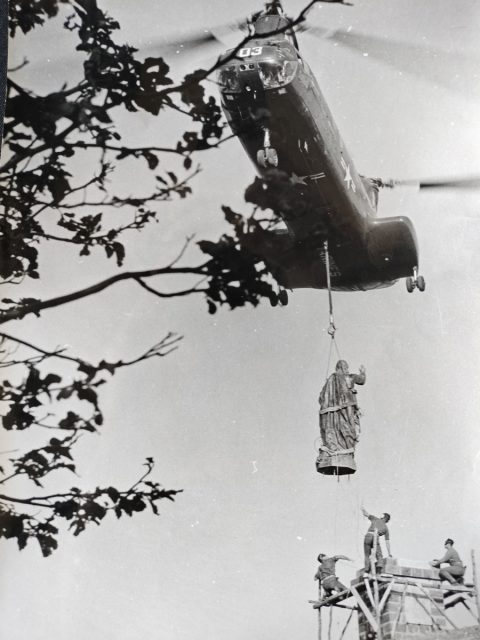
[362,507,392,575]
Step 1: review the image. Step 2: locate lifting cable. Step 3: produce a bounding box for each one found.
[319,243,366,605]
[324,240,336,339]
[323,240,341,376]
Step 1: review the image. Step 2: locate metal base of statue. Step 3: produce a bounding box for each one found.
[316,449,356,476]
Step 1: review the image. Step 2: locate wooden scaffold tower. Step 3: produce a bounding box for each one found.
[309,540,480,640]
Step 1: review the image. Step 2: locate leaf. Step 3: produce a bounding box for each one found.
[2,404,35,430]
[38,534,58,557]
[207,300,217,315]
[54,499,79,519]
[58,411,80,430]
[43,373,62,387]
[106,487,120,502]
[76,385,98,407]
[47,174,71,202]
[98,360,117,375]
[57,387,74,401]
[112,242,125,267]
[143,151,159,170]
[222,206,242,226]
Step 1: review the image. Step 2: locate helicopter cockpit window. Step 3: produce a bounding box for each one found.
[254,15,290,36]
[217,65,241,93]
[258,59,297,89]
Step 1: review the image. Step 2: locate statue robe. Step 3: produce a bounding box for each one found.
[319,361,366,454]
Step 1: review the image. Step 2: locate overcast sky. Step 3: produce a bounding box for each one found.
[3,1,480,639]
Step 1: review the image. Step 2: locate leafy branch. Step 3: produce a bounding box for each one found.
[0,457,182,557]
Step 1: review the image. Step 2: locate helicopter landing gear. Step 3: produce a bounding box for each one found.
[269,289,289,307]
[406,268,426,293]
[278,289,289,306]
[257,128,278,168]
[269,293,278,307]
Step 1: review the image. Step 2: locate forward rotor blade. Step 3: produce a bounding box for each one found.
[303,26,480,100]
[149,21,248,56]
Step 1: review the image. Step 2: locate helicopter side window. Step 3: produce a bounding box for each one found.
[217,65,241,93]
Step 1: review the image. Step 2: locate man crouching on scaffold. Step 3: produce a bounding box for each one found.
[314,553,352,598]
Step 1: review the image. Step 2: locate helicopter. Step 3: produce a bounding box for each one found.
[214,0,427,297]
[156,0,479,301]
[206,0,479,298]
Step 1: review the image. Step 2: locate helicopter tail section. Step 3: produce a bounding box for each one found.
[366,216,419,280]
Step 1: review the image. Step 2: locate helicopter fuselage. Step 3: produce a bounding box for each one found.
[218,31,418,291]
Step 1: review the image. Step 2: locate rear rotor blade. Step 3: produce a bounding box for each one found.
[381,176,480,191]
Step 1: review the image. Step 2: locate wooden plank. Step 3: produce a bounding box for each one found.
[411,592,441,629]
[377,575,474,594]
[350,585,379,632]
[318,582,322,640]
[472,549,480,624]
[310,588,352,609]
[391,583,409,640]
[363,578,375,609]
[417,583,458,629]
[379,580,395,614]
[338,609,355,640]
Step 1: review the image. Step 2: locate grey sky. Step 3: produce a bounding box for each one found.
[3,1,480,639]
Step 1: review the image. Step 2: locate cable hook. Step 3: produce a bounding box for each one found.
[324,240,336,338]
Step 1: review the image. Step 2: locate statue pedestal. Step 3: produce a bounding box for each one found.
[316,449,356,476]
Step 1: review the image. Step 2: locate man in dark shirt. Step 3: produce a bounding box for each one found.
[430,539,466,584]
[314,553,352,597]
[362,507,392,574]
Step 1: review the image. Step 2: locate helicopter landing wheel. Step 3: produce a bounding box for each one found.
[278,289,289,306]
[257,147,278,168]
[406,277,415,293]
[406,273,426,293]
[269,292,279,307]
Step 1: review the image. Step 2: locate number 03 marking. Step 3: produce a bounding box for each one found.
[239,46,263,57]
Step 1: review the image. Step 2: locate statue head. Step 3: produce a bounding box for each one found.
[317,553,326,562]
[444,538,454,547]
[335,360,349,374]
[383,513,391,523]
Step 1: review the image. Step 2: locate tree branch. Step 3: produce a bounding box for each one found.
[0,331,85,366]
[0,123,78,173]
[0,264,209,324]
[0,330,183,371]
[135,278,207,299]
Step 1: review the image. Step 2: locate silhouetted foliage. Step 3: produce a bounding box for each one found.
[1,0,284,556]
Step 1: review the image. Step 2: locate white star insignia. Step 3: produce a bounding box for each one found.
[290,173,308,185]
[340,157,356,193]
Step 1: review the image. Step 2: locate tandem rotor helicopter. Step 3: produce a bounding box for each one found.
[171,0,479,297]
